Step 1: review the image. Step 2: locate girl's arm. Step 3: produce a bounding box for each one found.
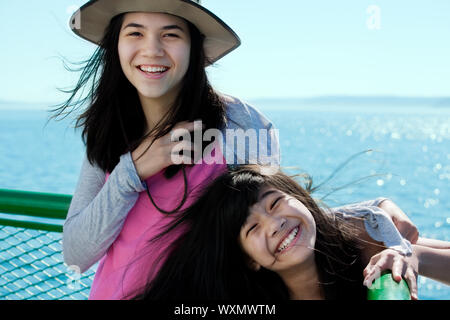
[333,200,413,257]
[413,241,450,285]
[373,203,450,284]
[63,151,146,273]
[332,198,419,245]
[377,199,419,244]
[416,237,450,249]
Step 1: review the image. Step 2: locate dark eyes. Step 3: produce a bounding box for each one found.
[163,33,180,38]
[246,224,257,236]
[270,196,282,210]
[128,31,142,36]
[127,32,180,38]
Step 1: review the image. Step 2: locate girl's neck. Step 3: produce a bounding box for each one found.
[279,255,325,300]
[139,94,174,133]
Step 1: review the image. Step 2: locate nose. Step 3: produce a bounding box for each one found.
[261,214,286,238]
[141,36,164,58]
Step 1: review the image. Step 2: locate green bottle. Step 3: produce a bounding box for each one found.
[367,271,411,300]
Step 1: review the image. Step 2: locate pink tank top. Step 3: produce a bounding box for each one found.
[88,143,227,299]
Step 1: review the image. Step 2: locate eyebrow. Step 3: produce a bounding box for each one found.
[258,189,277,202]
[122,23,185,32]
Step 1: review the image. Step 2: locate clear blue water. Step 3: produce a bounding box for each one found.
[0,103,449,300]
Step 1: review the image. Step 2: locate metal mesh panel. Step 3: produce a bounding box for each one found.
[0,225,95,300]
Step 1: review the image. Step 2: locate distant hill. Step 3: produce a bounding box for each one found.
[249,96,450,109]
[2,96,450,111]
[0,100,58,110]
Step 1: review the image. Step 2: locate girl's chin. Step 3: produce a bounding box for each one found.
[137,90,171,101]
[136,86,181,104]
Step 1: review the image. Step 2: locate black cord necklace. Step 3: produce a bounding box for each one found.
[145,164,189,214]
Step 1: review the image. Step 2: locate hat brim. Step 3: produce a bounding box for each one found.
[69,0,241,64]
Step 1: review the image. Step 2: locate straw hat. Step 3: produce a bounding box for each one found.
[69,0,241,63]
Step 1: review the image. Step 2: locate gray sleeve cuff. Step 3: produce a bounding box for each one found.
[332,201,413,256]
[119,151,147,192]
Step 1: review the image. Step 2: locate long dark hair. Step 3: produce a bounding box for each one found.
[132,165,368,300]
[49,13,226,185]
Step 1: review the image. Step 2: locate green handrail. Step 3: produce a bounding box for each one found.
[367,271,411,300]
[0,188,72,232]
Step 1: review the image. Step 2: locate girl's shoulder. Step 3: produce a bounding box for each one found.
[219,93,274,131]
[218,93,280,167]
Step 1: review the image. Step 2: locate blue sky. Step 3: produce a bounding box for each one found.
[0,0,449,104]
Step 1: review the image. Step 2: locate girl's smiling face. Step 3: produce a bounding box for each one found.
[118,12,191,104]
[239,186,317,273]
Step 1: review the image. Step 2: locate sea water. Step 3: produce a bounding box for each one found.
[0,103,449,300]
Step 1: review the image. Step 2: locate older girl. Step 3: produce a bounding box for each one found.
[56,0,279,299]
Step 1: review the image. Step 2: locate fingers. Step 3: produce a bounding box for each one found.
[171,140,193,154]
[363,250,401,286]
[363,249,419,300]
[171,154,194,165]
[168,121,205,165]
[364,261,385,288]
[363,266,381,288]
[132,121,206,179]
[363,251,383,277]
[391,256,404,282]
[363,252,384,287]
[404,268,419,300]
[169,121,205,142]
[170,140,194,165]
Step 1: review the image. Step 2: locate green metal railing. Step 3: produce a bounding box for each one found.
[0,189,71,232]
[0,188,94,300]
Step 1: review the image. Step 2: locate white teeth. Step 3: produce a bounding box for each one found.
[277,227,299,252]
[139,66,168,73]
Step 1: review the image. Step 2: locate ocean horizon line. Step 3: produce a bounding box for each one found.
[248,95,450,105]
[1,95,450,111]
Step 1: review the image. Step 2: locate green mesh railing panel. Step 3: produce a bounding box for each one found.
[0,225,95,300]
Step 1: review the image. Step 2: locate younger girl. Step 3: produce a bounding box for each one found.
[137,165,449,300]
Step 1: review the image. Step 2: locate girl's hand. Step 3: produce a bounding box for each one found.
[363,248,419,300]
[131,121,202,180]
[378,199,419,244]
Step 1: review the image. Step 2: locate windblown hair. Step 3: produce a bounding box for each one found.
[133,165,368,300]
[49,13,226,175]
